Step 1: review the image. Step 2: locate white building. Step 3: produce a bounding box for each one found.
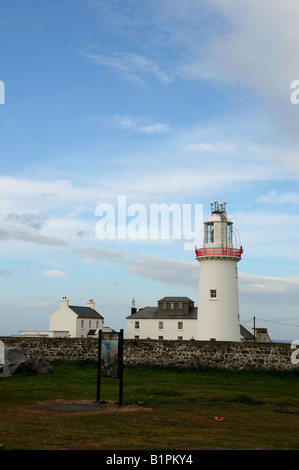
[49,297,104,338]
[125,296,271,342]
[17,297,105,338]
[195,201,243,342]
[126,297,197,340]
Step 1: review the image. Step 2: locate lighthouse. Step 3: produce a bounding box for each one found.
[195,201,243,342]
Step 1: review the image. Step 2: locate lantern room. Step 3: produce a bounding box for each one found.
[195,201,243,260]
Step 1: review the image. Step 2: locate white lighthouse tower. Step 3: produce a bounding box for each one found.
[195,201,243,342]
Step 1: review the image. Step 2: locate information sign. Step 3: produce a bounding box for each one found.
[96,330,123,406]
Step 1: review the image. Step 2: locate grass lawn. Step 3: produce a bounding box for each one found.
[1,361,299,450]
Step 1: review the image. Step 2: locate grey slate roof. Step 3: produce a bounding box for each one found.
[158,296,194,302]
[240,325,255,340]
[126,306,198,320]
[126,296,197,320]
[69,306,103,319]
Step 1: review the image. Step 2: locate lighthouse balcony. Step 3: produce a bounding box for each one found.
[195,247,243,259]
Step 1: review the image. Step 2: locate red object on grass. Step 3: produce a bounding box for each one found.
[215,416,224,421]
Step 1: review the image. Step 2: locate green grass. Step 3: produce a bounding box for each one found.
[1,361,299,450]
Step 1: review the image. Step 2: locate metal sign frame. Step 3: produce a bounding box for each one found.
[96,329,123,406]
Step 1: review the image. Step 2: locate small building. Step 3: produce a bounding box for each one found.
[49,297,104,338]
[240,325,271,343]
[125,297,197,340]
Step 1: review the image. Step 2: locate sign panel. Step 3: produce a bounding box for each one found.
[100,333,120,378]
[96,330,124,406]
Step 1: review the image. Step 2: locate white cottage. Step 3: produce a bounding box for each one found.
[49,297,104,338]
[125,297,197,340]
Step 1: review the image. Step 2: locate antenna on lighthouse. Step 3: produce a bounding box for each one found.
[210,199,227,216]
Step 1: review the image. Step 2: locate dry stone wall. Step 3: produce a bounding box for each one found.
[0,337,297,370]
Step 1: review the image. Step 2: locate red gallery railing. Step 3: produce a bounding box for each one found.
[195,247,243,259]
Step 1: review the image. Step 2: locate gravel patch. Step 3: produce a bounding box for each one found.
[34,399,149,413]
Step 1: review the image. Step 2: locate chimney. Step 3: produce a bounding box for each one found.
[131,297,137,314]
[87,299,95,309]
[60,296,69,307]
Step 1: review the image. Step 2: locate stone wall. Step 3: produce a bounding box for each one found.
[0,337,297,370]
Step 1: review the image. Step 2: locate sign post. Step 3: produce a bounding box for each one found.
[96,329,124,406]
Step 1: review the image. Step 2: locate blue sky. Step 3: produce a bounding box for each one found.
[0,0,299,341]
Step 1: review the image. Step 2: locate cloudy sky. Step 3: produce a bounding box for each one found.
[0,0,299,341]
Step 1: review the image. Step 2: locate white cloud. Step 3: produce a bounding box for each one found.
[42,270,68,278]
[83,51,172,85]
[0,225,66,246]
[78,243,298,295]
[186,142,235,153]
[99,114,170,134]
[257,191,299,205]
[239,272,299,294]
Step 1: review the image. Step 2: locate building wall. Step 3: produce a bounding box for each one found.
[197,259,240,341]
[125,318,197,340]
[0,337,297,370]
[75,317,103,338]
[49,304,104,338]
[49,304,77,337]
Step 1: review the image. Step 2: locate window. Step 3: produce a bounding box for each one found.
[178,336,183,340]
[204,222,214,243]
[89,320,91,328]
[96,321,99,328]
[135,321,140,329]
[178,321,183,330]
[227,222,233,244]
[158,321,164,330]
[158,336,163,340]
[134,335,139,340]
[81,320,84,328]
[210,289,217,299]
